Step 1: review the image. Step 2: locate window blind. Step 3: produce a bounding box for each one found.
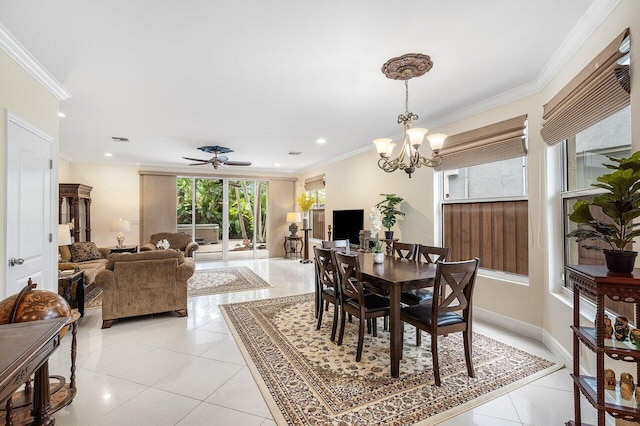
[541,28,630,146]
[304,174,325,191]
[434,114,527,171]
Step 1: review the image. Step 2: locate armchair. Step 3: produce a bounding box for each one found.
[140,232,199,257]
[95,250,195,328]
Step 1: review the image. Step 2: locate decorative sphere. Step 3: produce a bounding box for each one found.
[0,283,71,325]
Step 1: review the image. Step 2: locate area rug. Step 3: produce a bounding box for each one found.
[221,293,562,425]
[85,266,272,309]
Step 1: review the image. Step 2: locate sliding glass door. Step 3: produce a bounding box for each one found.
[177,177,268,261]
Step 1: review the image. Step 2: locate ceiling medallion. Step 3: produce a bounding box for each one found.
[381,53,433,80]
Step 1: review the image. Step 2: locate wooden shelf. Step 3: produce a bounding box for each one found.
[567,265,640,425]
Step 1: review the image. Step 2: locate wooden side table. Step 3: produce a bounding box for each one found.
[58,270,85,316]
[109,245,138,254]
[284,236,303,259]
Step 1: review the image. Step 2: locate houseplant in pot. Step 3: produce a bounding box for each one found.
[375,193,405,239]
[567,152,640,273]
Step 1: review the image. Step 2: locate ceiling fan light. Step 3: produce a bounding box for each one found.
[426,133,447,152]
[406,127,428,147]
[373,138,393,156]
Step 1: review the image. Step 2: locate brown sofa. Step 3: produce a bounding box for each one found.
[94,250,195,328]
[59,244,110,288]
[140,232,199,257]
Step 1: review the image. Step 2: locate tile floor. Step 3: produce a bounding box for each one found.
[45,258,604,425]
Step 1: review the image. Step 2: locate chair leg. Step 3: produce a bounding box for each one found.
[366,319,372,334]
[431,333,441,386]
[330,304,339,342]
[316,299,324,330]
[372,318,378,337]
[337,309,347,346]
[463,330,475,378]
[416,327,421,346]
[356,317,365,362]
[384,316,388,330]
[325,300,329,311]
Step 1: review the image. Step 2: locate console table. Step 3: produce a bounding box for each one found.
[284,236,303,259]
[0,317,69,426]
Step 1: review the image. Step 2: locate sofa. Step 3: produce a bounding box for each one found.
[140,232,199,257]
[94,249,195,328]
[59,242,110,288]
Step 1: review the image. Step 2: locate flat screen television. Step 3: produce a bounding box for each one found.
[332,209,364,245]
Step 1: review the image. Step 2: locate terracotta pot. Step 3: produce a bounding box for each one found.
[603,249,637,274]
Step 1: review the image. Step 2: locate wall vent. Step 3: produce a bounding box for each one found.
[288,151,302,156]
[111,136,130,142]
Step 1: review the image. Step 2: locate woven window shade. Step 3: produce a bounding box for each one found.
[304,174,325,191]
[434,115,527,171]
[541,28,630,146]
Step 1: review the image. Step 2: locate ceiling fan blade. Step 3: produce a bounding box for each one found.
[182,156,210,163]
[188,162,209,166]
[223,161,252,166]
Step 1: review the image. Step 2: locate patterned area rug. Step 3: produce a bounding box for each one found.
[221,293,561,425]
[85,266,271,309]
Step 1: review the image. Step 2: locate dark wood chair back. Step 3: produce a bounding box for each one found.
[392,241,417,260]
[433,258,479,322]
[314,246,338,294]
[415,245,450,263]
[322,239,350,250]
[332,251,364,305]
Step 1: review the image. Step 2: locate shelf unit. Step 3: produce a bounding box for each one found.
[567,264,640,426]
[59,183,92,242]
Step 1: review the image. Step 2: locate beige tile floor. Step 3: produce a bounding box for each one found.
[45,258,604,425]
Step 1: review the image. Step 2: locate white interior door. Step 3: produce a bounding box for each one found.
[6,113,54,296]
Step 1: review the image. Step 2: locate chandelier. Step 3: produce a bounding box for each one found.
[373,53,447,178]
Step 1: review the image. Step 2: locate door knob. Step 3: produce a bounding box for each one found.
[9,257,24,266]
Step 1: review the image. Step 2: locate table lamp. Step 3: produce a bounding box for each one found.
[110,218,130,247]
[286,212,302,237]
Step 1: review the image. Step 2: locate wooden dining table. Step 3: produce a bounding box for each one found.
[357,252,438,378]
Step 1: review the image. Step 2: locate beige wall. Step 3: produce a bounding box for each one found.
[268,180,297,257]
[0,49,60,299]
[63,163,141,248]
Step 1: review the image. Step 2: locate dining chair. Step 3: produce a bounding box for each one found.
[333,251,390,362]
[400,257,480,386]
[322,239,350,251]
[401,245,451,346]
[392,241,417,260]
[314,246,341,341]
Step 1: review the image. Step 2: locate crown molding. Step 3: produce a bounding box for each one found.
[0,22,70,101]
[425,0,621,130]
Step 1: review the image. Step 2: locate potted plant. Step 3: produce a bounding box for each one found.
[375,193,405,240]
[567,152,640,273]
[296,192,316,229]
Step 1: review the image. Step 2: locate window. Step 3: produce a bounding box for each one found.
[442,157,528,276]
[308,188,325,239]
[438,115,529,277]
[563,106,632,269]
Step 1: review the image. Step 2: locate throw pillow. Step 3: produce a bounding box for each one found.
[69,242,103,263]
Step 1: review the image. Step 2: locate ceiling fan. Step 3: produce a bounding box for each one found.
[182,145,252,169]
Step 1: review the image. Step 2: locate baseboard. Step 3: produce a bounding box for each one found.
[474,307,543,341]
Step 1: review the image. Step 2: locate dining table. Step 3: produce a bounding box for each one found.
[357,252,438,378]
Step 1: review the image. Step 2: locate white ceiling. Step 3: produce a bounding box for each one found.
[0,0,606,173]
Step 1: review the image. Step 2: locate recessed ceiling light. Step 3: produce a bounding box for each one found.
[104,153,113,157]
[58,112,66,117]
[317,139,326,144]
[274,163,280,167]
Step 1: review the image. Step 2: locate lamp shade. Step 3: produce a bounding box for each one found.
[110,219,130,233]
[286,212,302,223]
[57,224,72,246]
